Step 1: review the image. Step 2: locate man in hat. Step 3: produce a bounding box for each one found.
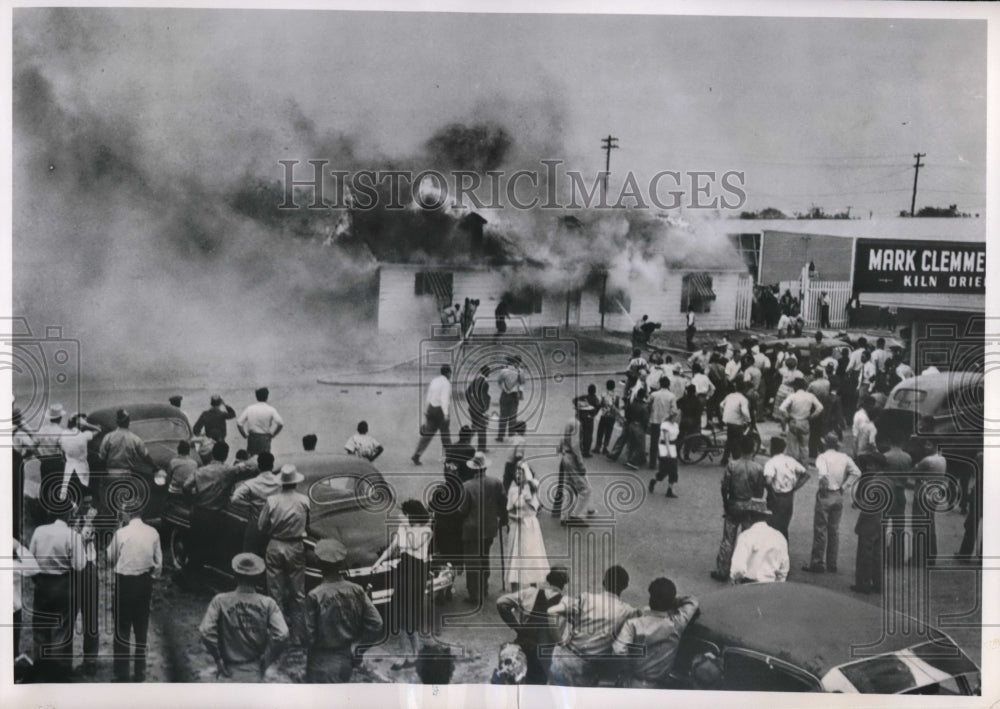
[28,504,87,681]
[711,436,766,582]
[106,500,162,682]
[729,499,789,583]
[303,539,383,683]
[258,464,310,644]
[802,433,861,574]
[237,388,284,456]
[34,403,67,491]
[199,552,289,681]
[98,409,157,513]
[613,577,699,688]
[229,451,280,554]
[459,451,507,604]
[496,566,568,684]
[193,395,237,444]
[762,437,809,540]
[548,565,638,686]
[412,364,453,465]
[496,356,525,443]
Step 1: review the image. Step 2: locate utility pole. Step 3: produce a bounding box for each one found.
[909,153,925,217]
[601,135,618,201]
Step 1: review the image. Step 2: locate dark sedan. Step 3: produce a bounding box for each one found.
[671,583,979,694]
[160,452,455,606]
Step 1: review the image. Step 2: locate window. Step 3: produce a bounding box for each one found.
[600,288,631,315]
[681,272,716,313]
[414,271,454,301]
[721,650,817,692]
[309,475,357,504]
[728,233,761,279]
[130,418,190,443]
[505,286,543,315]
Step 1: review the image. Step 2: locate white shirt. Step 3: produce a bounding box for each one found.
[720,392,751,426]
[730,521,789,583]
[815,450,862,492]
[425,375,452,417]
[846,347,866,373]
[237,402,284,435]
[896,362,914,380]
[763,453,806,494]
[852,408,871,442]
[870,348,888,372]
[13,539,39,613]
[691,373,714,398]
[60,428,95,493]
[393,521,432,562]
[107,518,163,577]
[29,519,86,574]
[658,421,679,458]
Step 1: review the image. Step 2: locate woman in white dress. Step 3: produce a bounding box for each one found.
[506,461,549,591]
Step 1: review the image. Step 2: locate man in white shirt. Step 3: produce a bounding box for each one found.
[730,499,789,583]
[647,379,678,470]
[59,413,101,501]
[412,364,453,465]
[107,504,163,682]
[719,381,752,465]
[762,437,809,539]
[802,433,861,574]
[496,356,525,442]
[237,387,284,456]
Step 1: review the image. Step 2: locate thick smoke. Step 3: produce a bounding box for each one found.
[13,9,744,390]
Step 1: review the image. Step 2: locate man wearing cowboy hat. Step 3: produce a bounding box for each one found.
[729,498,789,583]
[459,451,507,604]
[303,539,383,683]
[802,433,861,574]
[199,553,288,681]
[258,464,310,644]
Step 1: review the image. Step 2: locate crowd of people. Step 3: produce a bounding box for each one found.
[9,322,982,687]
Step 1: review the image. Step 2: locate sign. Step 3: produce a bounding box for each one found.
[853,238,985,294]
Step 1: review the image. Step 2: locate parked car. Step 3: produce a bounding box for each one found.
[85,402,194,523]
[877,371,984,446]
[670,582,980,694]
[758,336,851,367]
[160,452,455,607]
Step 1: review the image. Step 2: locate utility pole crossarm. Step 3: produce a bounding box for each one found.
[910,152,925,217]
[601,134,619,201]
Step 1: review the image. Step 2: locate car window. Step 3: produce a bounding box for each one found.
[130,418,190,443]
[721,650,816,692]
[892,389,927,407]
[309,475,357,504]
[838,655,918,693]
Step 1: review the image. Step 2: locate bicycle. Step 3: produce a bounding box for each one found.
[680,422,762,464]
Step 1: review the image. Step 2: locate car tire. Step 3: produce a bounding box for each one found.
[167,527,191,571]
[681,434,710,464]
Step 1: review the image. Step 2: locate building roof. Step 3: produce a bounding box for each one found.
[720,217,985,243]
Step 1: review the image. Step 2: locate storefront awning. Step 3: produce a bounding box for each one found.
[859,292,984,313]
[688,273,717,299]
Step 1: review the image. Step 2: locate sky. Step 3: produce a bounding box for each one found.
[13,8,987,218]
[9,7,989,383]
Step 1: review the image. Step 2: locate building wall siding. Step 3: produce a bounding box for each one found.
[759,231,855,283]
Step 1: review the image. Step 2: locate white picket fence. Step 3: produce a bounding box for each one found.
[803,280,852,329]
[735,274,753,328]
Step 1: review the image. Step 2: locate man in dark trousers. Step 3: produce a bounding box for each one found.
[460,452,507,605]
[303,539,383,683]
[711,436,766,582]
[28,505,86,681]
[193,395,237,443]
[496,356,525,442]
[258,464,311,645]
[412,365,453,465]
[852,443,889,595]
[466,365,492,452]
[106,500,162,682]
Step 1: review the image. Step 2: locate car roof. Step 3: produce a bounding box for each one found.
[88,403,190,430]
[688,583,948,678]
[884,371,984,414]
[270,452,383,484]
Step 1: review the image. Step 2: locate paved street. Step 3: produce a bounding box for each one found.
[21,342,977,684]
